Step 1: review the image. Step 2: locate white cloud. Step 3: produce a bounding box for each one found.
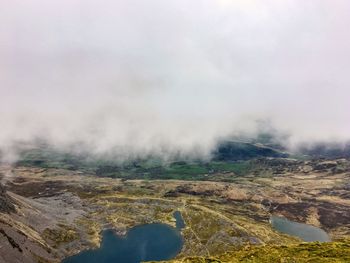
[1,0,350,160]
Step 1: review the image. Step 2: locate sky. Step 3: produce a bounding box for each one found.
[1,0,350,160]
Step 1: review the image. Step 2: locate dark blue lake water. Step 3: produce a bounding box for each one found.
[63,212,185,263]
[271,215,330,242]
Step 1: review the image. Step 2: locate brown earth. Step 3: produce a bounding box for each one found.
[0,158,349,262]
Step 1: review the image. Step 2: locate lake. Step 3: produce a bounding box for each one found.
[63,212,185,263]
[270,215,330,242]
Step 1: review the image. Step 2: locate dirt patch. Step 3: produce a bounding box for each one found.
[7,180,66,198]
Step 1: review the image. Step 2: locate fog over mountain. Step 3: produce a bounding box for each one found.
[1,0,350,161]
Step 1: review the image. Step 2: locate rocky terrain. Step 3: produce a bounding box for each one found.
[0,152,349,262]
[157,241,350,262]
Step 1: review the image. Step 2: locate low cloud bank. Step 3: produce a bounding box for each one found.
[1,0,350,162]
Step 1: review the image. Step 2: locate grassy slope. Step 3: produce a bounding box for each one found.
[156,240,350,263]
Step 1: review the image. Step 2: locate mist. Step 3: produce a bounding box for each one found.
[1,0,350,161]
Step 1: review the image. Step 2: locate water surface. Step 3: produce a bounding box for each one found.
[173,211,185,230]
[271,215,330,242]
[64,216,184,263]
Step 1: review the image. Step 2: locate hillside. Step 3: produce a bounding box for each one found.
[156,240,350,263]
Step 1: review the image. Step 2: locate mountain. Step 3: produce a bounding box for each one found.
[213,141,288,161]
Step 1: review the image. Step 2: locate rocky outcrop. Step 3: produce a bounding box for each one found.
[0,184,15,213]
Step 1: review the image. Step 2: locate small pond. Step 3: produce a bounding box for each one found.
[173,211,185,230]
[63,212,185,263]
[270,215,330,242]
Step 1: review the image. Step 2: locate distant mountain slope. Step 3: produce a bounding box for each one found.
[213,141,288,161]
[298,142,350,159]
[14,141,289,180]
[13,139,350,181]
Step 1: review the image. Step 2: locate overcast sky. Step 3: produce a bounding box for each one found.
[1,0,350,160]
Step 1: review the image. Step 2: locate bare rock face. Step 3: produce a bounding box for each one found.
[0,184,15,213]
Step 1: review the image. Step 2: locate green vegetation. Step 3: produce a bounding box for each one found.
[42,224,78,248]
[214,141,287,161]
[74,218,101,248]
[158,240,350,262]
[207,161,251,175]
[16,148,254,181]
